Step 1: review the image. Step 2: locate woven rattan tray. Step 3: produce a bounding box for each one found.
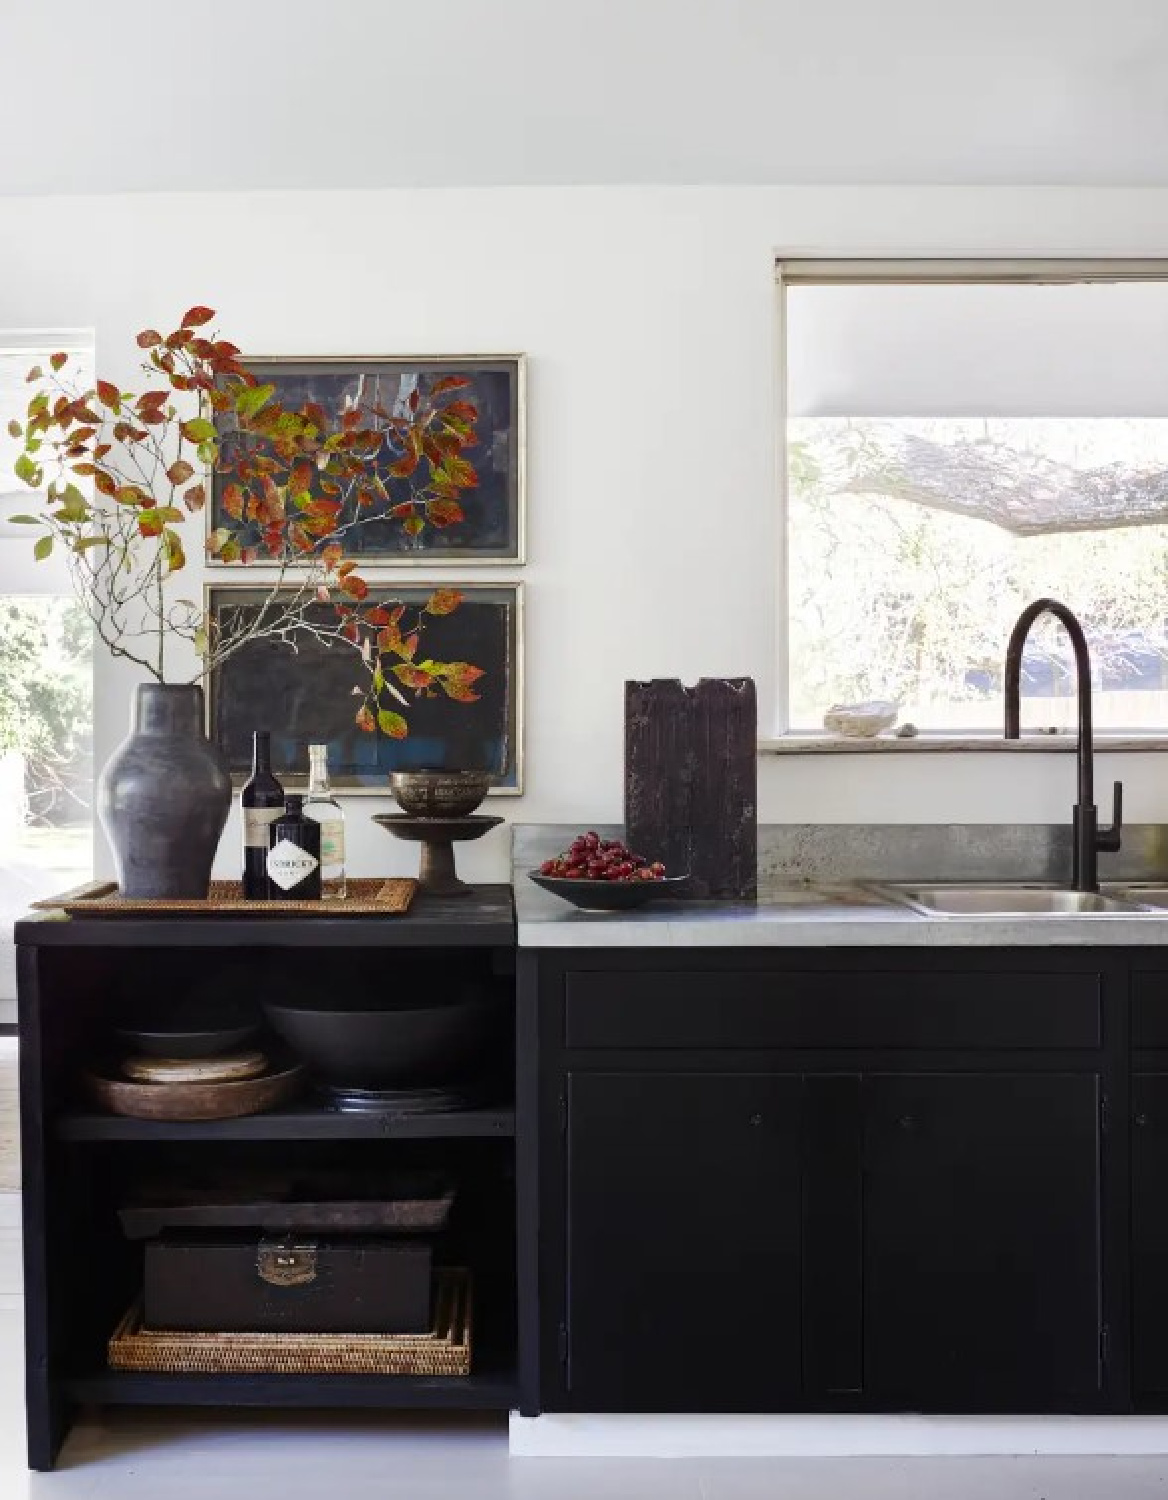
[33,878,416,917]
[108,1268,471,1376]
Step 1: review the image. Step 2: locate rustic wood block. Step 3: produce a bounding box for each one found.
[624,678,757,900]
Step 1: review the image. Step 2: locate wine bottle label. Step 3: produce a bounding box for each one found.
[243,807,281,850]
[318,820,345,864]
[267,839,321,892]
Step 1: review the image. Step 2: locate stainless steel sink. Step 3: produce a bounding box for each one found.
[1105,884,1168,911]
[876,883,1144,917]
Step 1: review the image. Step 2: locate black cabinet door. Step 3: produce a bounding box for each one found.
[863,1073,1103,1408]
[1132,1074,1168,1400]
[563,1071,802,1410]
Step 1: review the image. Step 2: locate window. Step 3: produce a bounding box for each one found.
[0,332,94,1017]
[780,262,1168,738]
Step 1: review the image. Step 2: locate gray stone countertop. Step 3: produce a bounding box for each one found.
[513,877,1168,947]
[511,823,1168,947]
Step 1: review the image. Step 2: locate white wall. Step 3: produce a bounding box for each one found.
[2,185,1168,880]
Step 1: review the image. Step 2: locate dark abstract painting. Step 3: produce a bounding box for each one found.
[209,356,524,562]
[208,583,522,792]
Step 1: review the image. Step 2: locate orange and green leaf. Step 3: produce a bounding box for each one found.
[377,709,408,738]
[425,587,462,616]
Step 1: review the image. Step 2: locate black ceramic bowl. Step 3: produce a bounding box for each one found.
[115,999,261,1059]
[261,988,499,1090]
[528,872,689,912]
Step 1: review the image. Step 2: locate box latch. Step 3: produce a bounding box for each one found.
[256,1236,319,1287]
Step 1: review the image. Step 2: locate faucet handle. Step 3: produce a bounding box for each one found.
[1098,779,1123,853]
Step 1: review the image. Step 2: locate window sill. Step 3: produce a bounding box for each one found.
[759,733,1168,755]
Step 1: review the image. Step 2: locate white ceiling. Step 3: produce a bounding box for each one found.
[5,0,1168,194]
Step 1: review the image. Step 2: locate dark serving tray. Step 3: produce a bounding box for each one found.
[118,1168,456,1239]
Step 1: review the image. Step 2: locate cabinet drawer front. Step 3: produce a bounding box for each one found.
[564,970,1101,1050]
[1131,975,1168,1048]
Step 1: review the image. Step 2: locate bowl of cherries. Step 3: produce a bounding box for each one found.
[528,831,687,911]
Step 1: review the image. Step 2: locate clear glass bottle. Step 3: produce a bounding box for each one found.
[303,743,346,899]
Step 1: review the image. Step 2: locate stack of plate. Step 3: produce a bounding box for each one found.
[84,1004,304,1122]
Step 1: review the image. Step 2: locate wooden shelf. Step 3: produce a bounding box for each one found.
[64,1362,518,1411]
[56,1104,516,1143]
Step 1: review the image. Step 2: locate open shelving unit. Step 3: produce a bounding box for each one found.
[16,888,528,1470]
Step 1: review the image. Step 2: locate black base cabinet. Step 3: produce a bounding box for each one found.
[521,949,1137,1417]
[861,1072,1102,1406]
[564,1071,804,1409]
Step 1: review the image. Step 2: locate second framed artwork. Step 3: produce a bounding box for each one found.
[208,354,526,565]
[206,581,524,794]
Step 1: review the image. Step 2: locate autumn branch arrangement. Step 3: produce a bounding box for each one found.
[9,307,484,738]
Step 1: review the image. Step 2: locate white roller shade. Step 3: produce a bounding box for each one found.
[784,273,1168,419]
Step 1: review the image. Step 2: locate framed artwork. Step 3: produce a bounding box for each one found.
[206,581,523,794]
[208,355,525,564]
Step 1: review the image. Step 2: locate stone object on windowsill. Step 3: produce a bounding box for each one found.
[822,700,899,738]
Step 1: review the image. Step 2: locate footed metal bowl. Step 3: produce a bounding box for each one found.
[389,769,492,818]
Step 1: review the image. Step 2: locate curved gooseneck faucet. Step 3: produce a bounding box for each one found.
[1004,597,1122,892]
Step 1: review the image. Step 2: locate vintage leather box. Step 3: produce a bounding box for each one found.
[143,1232,433,1334]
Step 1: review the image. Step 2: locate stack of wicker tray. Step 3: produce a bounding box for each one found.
[109,1267,471,1376]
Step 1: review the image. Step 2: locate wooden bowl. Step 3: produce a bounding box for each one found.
[83,1062,304,1121]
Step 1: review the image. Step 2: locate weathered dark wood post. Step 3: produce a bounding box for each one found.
[624,677,757,900]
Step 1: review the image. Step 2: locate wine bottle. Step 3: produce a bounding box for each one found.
[303,743,346,900]
[241,730,285,900]
[266,795,322,900]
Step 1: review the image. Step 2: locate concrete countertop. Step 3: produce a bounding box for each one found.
[514,877,1168,947]
[511,823,1168,947]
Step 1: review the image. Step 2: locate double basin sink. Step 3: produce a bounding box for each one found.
[874,883,1168,918]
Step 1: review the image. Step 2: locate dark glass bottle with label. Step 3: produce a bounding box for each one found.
[266,796,322,900]
[241,731,285,899]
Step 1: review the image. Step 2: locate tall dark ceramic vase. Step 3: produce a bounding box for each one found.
[98,684,232,899]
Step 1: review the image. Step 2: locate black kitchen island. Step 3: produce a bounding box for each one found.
[20,878,1168,1468]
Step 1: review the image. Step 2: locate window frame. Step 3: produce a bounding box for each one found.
[773,257,1168,751]
[0,329,92,593]
[0,331,95,1020]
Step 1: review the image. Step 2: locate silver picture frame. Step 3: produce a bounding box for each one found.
[205,353,526,567]
[204,577,525,796]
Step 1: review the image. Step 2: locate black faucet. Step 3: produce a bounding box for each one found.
[1003,598,1122,892]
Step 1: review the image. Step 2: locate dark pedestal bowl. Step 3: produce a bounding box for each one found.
[261,988,499,1095]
